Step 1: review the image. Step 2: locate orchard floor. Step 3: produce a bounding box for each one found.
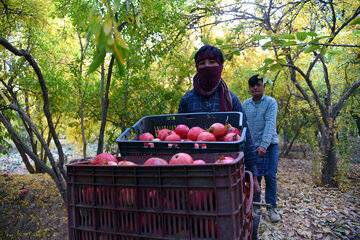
[0,154,359,239]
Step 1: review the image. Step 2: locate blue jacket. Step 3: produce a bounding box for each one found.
[243,94,279,149]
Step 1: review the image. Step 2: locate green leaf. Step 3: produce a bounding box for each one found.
[216,38,224,45]
[278,59,287,65]
[201,38,209,44]
[228,53,234,61]
[235,24,243,34]
[350,17,360,25]
[220,44,232,49]
[282,41,297,47]
[233,50,240,56]
[262,41,272,50]
[226,36,234,43]
[251,35,266,42]
[309,37,322,44]
[189,51,196,60]
[320,46,327,55]
[269,63,282,72]
[307,31,318,37]
[279,34,295,39]
[264,58,274,65]
[304,44,321,53]
[88,30,106,74]
[296,32,307,41]
[273,39,285,45]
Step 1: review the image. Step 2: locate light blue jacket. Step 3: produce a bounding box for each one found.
[243,94,279,149]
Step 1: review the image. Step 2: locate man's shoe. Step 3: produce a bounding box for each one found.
[268,208,281,222]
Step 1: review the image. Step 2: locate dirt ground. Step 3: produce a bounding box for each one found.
[0,155,359,240]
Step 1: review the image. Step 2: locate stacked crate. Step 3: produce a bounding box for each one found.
[66,112,254,240]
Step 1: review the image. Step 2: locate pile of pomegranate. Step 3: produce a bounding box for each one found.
[89,152,236,166]
[138,122,241,148]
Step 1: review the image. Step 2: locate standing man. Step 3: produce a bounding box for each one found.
[178,45,260,196]
[243,74,280,222]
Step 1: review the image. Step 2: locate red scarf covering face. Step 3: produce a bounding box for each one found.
[194,51,233,111]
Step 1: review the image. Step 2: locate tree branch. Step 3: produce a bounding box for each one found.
[332,77,360,119]
[0,36,67,178]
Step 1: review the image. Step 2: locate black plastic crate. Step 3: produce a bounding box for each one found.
[66,152,249,240]
[117,112,245,156]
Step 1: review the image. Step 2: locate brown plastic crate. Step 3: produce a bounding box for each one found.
[66,152,248,240]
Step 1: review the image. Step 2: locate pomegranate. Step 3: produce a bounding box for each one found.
[169,153,194,165]
[193,159,206,164]
[197,132,216,142]
[226,123,241,135]
[118,160,137,166]
[223,133,241,142]
[165,133,181,141]
[139,132,155,146]
[187,127,205,141]
[21,189,28,194]
[215,155,235,163]
[90,153,118,165]
[174,124,189,139]
[157,129,173,141]
[208,122,227,139]
[144,157,168,165]
[107,161,118,166]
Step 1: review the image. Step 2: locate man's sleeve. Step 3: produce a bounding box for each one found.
[260,98,278,149]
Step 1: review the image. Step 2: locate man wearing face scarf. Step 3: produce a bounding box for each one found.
[178,45,260,196]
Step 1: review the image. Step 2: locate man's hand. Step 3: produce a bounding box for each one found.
[253,176,261,197]
[256,146,266,157]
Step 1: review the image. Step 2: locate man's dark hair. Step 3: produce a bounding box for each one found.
[195,45,224,65]
[248,74,264,87]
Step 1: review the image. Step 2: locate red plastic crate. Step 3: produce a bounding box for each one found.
[244,171,254,240]
[66,152,248,240]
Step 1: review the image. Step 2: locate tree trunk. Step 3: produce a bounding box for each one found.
[280,124,288,157]
[320,124,338,187]
[97,56,115,155]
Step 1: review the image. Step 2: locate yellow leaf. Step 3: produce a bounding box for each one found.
[114,31,128,49]
[113,43,124,64]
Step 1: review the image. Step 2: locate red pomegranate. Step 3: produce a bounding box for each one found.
[197,132,216,142]
[226,123,241,135]
[157,129,174,141]
[144,157,168,165]
[215,155,235,164]
[165,133,181,141]
[169,153,194,165]
[208,122,227,139]
[187,127,205,141]
[193,159,206,164]
[90,153,118,165]
[118,160,137,166]
[139,132,155,146]
[223,133,241,142]
[174,124,189,139]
